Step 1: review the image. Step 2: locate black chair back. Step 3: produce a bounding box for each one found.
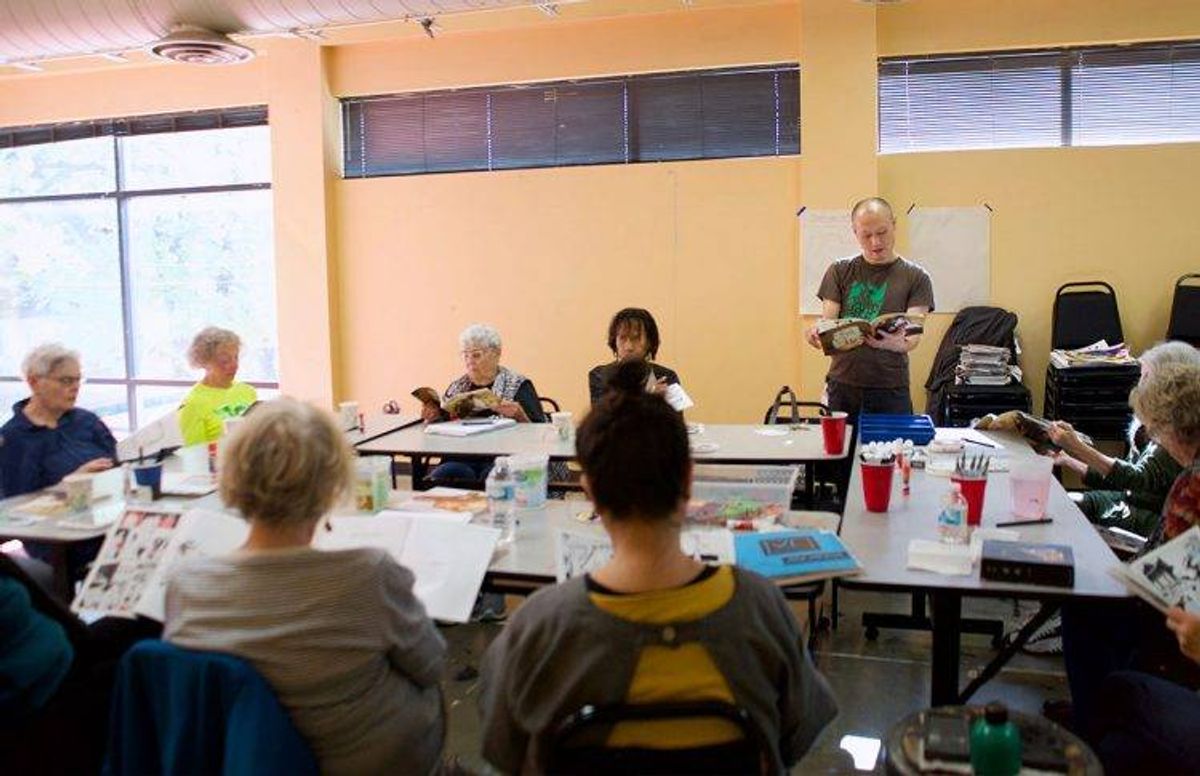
[764,386,828,425]
[1167,273,1200,347]
[1051,281,1124,350]
[547,701,771,776]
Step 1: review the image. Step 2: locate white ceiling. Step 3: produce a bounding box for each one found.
[0,0,568,63]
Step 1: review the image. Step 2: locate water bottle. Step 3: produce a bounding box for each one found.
[486,457,517,545]
[970,703,1022,776]
[938,483,969,544]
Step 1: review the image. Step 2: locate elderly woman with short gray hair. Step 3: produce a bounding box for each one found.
[165,398,447,774]
[178,326,257,446]
[422,323,547,484]
[0,343,115,499]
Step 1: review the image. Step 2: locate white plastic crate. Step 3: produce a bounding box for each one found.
[689,464,800,523]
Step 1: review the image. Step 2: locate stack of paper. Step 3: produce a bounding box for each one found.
[955,344,1020,386]
[1049,340,1138,369]
[424,417,517,437]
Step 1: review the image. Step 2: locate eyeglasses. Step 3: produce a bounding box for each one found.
[50,375,84,387]
[461,349,492,361]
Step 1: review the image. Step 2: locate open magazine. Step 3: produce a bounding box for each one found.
[72,504,501,624]
[815,313,926,355]
[1113,526,1200,614]
[412,386,501,420]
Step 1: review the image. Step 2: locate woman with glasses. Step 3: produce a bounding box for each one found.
[178,326,258,446]
[422,323,547,483]
[0,343,115,499]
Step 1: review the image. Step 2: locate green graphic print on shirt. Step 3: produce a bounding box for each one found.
[843,280,887,320]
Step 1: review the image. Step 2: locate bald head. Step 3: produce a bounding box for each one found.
[850,197,896,223]
[850,197,898,264]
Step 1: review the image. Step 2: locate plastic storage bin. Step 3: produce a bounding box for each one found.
[688,464,800,525]
[858,414,937,445]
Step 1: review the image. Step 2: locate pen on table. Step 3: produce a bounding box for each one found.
[965,438,998,449]
[995,517,1054,528]
[357,412,365,433]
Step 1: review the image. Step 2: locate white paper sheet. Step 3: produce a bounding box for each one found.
[799,209,861,314]
[908,206,991,313]
[554,529,613,582]
[424,417,517,437]
[319,513,500,622]
[663,383,695,412]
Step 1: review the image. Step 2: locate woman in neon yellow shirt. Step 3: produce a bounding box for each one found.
[178,327,258,446]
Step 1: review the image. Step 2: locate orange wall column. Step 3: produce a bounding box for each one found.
[797,0,880,403]
[264,40,341,407]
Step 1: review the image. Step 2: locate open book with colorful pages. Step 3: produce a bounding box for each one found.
[815,313,926,355]
[1112,525,1200,614]
[72,506,248,621]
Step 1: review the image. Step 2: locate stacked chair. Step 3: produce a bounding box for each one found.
[1042,282,1140,445]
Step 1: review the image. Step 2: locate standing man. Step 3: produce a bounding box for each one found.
[806,197,934,417]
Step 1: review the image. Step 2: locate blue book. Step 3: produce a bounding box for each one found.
[733,529,861,584]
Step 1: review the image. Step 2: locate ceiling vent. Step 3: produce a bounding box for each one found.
[148,26,255,66]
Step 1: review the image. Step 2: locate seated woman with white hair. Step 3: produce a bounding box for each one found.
[165,398,446,774]
[178,326,258,446]
[422,323,547,483]
[0,343,115,499]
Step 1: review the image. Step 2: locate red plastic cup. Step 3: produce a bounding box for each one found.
[821,411,849,455]
[861,461,895,513]
[952,475,988,526]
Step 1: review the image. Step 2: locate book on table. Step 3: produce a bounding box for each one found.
[814,313,925,356]
[1113,525,1200,613]
[554,527,862,585]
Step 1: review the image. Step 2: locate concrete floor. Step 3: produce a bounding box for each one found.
[434,587,1067,774]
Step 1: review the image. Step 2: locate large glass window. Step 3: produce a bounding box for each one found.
[0,108,277,438]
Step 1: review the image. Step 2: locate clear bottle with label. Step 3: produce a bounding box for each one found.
[485,456,517,545]
[938,483,970,544]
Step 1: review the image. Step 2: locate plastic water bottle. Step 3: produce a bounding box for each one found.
[486,457,517,545]
[938,483,969,544]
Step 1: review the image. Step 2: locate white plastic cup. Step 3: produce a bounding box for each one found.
[223,416,244,436]
[62,473,94,513]
[1010,457,1054,519]
[550,411,574,442]
[339,401,359,431]
[510,453,549,510]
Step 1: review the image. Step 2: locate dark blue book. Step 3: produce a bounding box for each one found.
[733,529,861,584]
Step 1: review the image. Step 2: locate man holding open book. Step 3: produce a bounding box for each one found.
[805,197,934,417]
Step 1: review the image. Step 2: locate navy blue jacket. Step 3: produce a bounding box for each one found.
[0,400,117,498]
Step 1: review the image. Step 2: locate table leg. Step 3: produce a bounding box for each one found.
[47,544,73,602]
[930,590,962,706]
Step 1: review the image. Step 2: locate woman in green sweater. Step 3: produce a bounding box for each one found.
[178,327,258,446]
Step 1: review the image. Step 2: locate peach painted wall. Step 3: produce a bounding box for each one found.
[331,3,808,421]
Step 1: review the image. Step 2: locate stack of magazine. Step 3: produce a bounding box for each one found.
[955,344,1020,386]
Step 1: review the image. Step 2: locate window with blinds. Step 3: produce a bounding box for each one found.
[342,65,800,178]
[879,41,1200,153]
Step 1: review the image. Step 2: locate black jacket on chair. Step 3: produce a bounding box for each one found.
[924,306,1020,426]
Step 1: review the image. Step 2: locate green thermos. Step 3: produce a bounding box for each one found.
[970,703,1022,776]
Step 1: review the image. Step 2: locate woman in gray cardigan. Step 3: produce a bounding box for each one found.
[480,360,837,774]
[165,399,446,775]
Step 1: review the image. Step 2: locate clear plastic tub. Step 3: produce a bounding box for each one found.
[688,464,800,526]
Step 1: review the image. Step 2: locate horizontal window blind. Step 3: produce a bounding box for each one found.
[880,40,1200,153]
[0,106,267,150]
[1071,43,1200,147]
[343,64,799,178]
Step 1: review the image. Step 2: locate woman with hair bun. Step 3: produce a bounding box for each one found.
[479,360,836,774]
